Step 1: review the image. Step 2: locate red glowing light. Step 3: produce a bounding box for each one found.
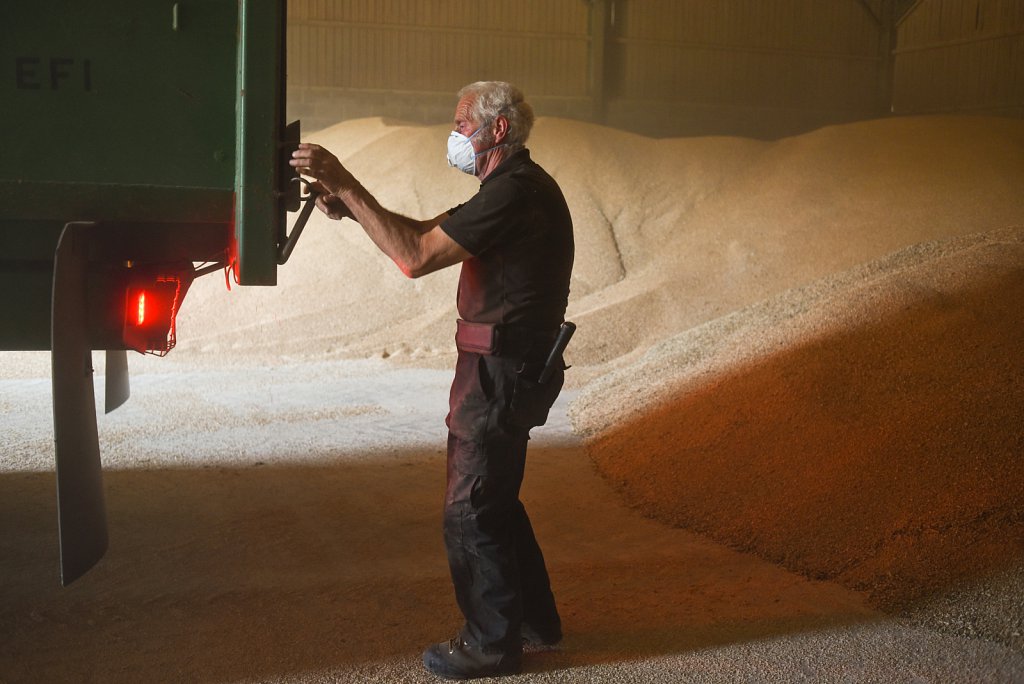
[136,292,146,326]
[123,268,193,356]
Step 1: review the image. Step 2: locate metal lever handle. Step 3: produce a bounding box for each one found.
[277,178,321,265]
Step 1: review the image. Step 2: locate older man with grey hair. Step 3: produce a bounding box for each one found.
[291,80,574,679]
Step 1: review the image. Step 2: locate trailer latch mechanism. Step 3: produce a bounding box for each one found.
[277,177,320,265]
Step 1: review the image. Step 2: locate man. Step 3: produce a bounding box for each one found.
[290,81,574,680]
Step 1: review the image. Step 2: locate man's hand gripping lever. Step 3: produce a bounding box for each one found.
[538,322,576,384]
[310,181,354,221]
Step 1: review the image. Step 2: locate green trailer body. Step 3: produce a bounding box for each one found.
[0,0,308,584]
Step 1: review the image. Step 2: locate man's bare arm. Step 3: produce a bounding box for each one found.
[291,144,471,278]
[339,184,468,278]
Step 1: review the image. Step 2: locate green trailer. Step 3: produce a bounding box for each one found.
[1,0,315,584]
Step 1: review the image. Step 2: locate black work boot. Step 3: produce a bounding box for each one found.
[422,635,522,680]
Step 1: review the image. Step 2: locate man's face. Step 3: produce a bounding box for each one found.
[453,96,491,152]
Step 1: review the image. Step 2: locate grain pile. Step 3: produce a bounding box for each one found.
[570,229,1024,625]
[177,114,1024,641]
[179,114,1024,376]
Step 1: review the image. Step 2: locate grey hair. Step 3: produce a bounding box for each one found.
[457,81,535,150]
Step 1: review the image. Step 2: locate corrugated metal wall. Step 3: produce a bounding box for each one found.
[894,0,1024,115]
[286,0,1022,138]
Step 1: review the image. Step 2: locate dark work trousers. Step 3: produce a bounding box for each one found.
[444,349,564,654]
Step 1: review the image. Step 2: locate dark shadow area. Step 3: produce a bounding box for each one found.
[587,265,1024,620]
[0,445,878,682]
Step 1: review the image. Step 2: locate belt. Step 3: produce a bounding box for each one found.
[455,319,557,359]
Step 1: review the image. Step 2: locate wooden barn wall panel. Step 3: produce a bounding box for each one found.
[894,0,1024,114]
[286,0,1020,135]
[611,0,881,111]
[617,0,877,52]
[289,23,588,95]
[287,0,589,97]
[290,0,586,33]
[616,46,877,108]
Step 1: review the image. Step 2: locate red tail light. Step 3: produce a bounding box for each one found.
[135,291,147,326]
[123,275,183,355]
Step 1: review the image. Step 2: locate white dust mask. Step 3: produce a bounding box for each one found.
[446,126,512,176]
[446,126,486,175]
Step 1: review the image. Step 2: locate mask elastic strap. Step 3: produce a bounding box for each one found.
[473,142,510,160]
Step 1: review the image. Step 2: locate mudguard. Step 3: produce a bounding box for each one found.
[105,350,130,414]
[51,222,108,585]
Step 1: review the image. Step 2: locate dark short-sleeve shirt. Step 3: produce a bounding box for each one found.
[440,149,574,331]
